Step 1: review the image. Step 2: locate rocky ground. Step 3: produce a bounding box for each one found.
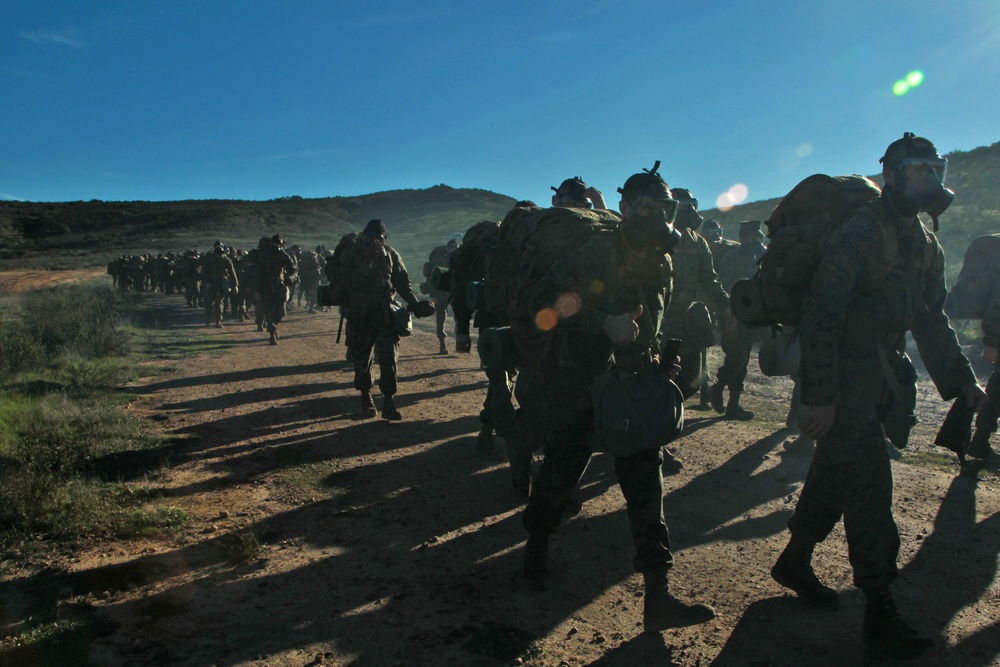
[2,286,999,667]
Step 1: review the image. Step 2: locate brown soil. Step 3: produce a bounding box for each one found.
[3,288,999,667]
[0,268,107,293]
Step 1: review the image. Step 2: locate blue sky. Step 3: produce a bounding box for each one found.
[3,1,999,209]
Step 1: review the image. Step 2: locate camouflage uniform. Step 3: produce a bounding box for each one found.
[712,228,768,413]
[340,231,419,400]
[199,248,239,327]
[256,242,297,343]
[660,228,729,399]
[426,243,455,352]
[449,222,517,451]
[524,228,675,573]
[970,285,1000,455]
[789,197,975,589]
[297,250,324,313]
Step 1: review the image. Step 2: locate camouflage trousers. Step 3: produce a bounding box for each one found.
[431,293,451,340]
[974,359,1000,436]
[203,288,227,325]
[523,367,673,573]
[788,350,900,589]
[480,364,516,437]
[715,322,767,394]
[510,367,550,456]
[260,289,288,333]
[347,320,400,397]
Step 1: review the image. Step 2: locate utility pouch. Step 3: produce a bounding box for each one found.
[389,300,412,337]
[880,348,918,450]
[589,367,684,458]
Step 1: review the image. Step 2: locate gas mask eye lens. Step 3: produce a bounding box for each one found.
[900,156,947,182]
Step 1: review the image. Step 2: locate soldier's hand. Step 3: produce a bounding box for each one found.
[800,404,836,440]
[231,285,239,295]
[601,306,642,346]
[408,299,435,318]
[585,186,608,210]
[456,334,472,353]
[984,346,998,365]
[961,382,988,411]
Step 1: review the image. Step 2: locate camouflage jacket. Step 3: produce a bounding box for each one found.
[297,251,323,284]
[198,252,238,291]
[662,229,729,333]
[708,237,739,264]
[339,235,417,322]
[717,240,766,294]
[531,227,672,374]
[799,195,975,405]
[257,248,297,296]
[982,288,1000,349]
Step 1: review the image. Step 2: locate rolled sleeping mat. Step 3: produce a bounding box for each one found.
[430,266,451,291]
[477,326,520,371]
[729,279,771,327]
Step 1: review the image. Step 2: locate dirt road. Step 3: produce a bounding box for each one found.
[4,290,999,666]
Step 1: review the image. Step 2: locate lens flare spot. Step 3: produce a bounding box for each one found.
[716,183,749,212]
[906,70,924,87]
[893,80,909,96]
[590,279,605,294]
[796,143,813,158]
[535,307,560,332]
[555,292,582,318]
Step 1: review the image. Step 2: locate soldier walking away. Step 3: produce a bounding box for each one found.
[710,220,768,420]
[969,294,1000,459]
[256,235,297,345]
[425,238,457,354]
[199,241,239,328]
[297,246,324,313]
[695,219,738,410]
[771,133,986,660]
[522,163,715,631]
[339,219,434,420]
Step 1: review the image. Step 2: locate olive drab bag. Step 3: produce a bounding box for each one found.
[944,233,1000,320]
[484,204,544,321]
[449,219,500,311]
[321,231,360,307]
[729,174,883,328]
[590,367,684,457]
[507,206,622,370]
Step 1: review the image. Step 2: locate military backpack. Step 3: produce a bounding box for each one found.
[944,233,1000,320]
[321,231,360,307]
[729,174,883,328]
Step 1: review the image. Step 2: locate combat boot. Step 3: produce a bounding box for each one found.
[360,391,377,419]
[967,429,995,459]
[269,330,278,345]
[862,586,934,660]
[770,535,839,609]
[709,382,725,414]
[257,321,264,332]
[438,337,448,355]
[475,426,497,457]
[724,391,755,421]
[381,395,402,421]
[523,534,550,591]
[642,569,716,632]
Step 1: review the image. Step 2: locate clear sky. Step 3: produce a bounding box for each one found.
[3,1,999,209]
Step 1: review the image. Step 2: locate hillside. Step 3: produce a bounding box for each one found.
[0,185,517,271]
[704,140,1000,282]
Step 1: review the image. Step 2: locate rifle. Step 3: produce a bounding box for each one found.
[934,397,976,466]
[336,312,344,344]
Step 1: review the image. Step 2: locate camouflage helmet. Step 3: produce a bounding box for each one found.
[879,132,942,167]
[618,160,673,205]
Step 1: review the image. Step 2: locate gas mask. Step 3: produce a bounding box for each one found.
[895,156,954,224]
[626,196,682,254]
[673,200,703,231]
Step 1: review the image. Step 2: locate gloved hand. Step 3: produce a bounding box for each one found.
[408,300,435,318]
[456,334,472,353]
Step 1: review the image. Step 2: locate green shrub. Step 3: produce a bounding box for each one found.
[218,529,264,565]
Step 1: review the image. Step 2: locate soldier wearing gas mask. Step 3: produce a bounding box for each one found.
[658,188,730,413]
[772,133,985,660]
[521,162,715,632]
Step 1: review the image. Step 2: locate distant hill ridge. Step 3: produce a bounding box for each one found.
[1,140,998,277]
[0,185,517,270]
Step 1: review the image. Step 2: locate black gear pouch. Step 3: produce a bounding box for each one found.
[881,351,918,450]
